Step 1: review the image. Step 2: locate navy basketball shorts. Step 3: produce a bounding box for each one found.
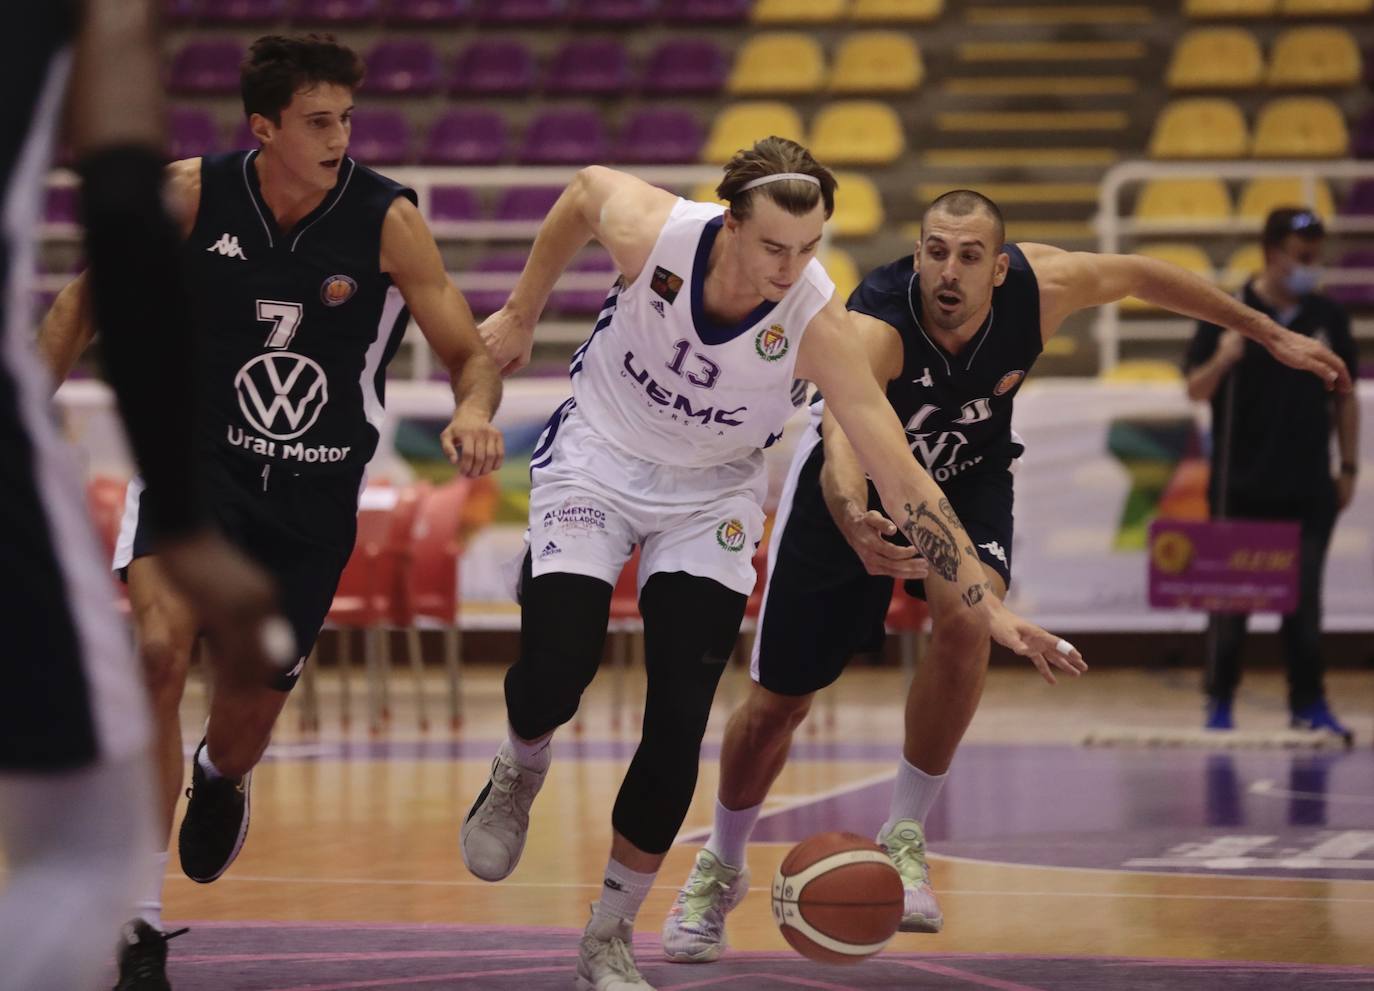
[752,447,1014,698]
[115,450,363,691]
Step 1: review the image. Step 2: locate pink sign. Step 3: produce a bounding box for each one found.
[1148,519,1300,614]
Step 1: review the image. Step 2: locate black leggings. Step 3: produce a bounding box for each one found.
[505,557,746,854]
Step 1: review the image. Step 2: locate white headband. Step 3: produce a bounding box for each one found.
[736,172,822,193]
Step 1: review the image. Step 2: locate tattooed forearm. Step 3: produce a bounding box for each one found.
[961,581,988,608]
[904,501,961,581]
[939,498,960,527]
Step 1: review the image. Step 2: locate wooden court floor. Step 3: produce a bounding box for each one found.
[121,658,1374,989]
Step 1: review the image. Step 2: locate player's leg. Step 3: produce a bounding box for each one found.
[579,570,747,991]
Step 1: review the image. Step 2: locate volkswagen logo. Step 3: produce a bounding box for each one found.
[234,351,329,440]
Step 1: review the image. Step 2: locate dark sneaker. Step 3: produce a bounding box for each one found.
[112,919,187,991]
[178,739,251,882]
[1204,697,1234,730]
[1291,700,1354,744]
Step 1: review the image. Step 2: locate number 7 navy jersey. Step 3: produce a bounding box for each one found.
[844,246,1044,482]
[184,150,416,473]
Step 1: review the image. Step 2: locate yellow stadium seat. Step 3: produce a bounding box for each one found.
[1120,244,1214,311]
[1166,29,1262,90]
[729,33,826,96]
[1237,177,1335,221]
[1184,0,1276,15]
[822,248,860,301]
[831,32,924,94]
[690,182,727,207]
[753,0,847,21]
[850,0,944,20]
[702,102,806,163]
[809,101,905,166]
[1252,98,1348,158]
[1267,28,1361,88]
[1134,179,1232,222]
[1100,360,1185,384]
[1221,244,1264,289]
[1280,0,1372,15]
[1148,99,1248,159]
[830,171,884,238]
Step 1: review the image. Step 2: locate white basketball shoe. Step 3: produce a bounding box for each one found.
[576,910,656,990]
[459,742,547,881]
[877,819,944,933]
[661,849,750,962]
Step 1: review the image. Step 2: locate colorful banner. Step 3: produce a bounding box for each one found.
[1147,519,1300,614]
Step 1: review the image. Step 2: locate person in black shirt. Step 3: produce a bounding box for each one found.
[1185,208,1360,738]
[661,190,1352,961]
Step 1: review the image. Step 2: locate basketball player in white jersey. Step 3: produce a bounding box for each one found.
[462,137,1082,991]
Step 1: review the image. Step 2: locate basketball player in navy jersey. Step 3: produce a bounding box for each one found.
[2,3,289,990]
[39,34,503,990]
[660,189,1353,961]
[463,142,1085,991]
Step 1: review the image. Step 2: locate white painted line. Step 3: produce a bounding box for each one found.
[672,768,897,845]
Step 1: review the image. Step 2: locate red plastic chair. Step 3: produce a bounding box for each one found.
[887,582,931,680]
[84,476,130,615]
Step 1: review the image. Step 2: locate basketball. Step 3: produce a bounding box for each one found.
[770,831,904,964]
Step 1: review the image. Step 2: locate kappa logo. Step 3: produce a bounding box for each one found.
[234,351,329,441]
[650,299,666,318]
[207,232,247,260]
[284,655,306,679]
[978,540,1009,570]
[913,367,934,388]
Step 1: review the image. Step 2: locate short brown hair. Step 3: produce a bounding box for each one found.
[716,136,837,221]
[241,34,365,124]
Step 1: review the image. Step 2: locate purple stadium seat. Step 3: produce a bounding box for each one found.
[168,41,244,95]
[1328,250,1374,308]
[168,107,220,159]
[476,0,566,21]
[519,109,608,164]
[388,0,473,22]
[1344,180,1374,218]
[429,187,481,223]
[546,40,631,95]
[550,253,618,314]
[658,0,749,21]
[569,0,657,22]
[462,252,528,316]
[233,120,257,149]
[1353,109,1374,160]
[422,109,508,165]
[615,109,703,163]
[451,40,536,96]
[365,40,441,95]
[44,186,79,225]
[642,39,726,94]
[294,0,382,22]
[494,186,564,221]
[347,109,411,165]
[165,0,199,23]
[200,0,287,21]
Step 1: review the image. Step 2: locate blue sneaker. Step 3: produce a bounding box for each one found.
[1290,700,1354,744]
[1205,697,1234,730]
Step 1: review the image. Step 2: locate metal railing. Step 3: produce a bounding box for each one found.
[1094,159,1374,373]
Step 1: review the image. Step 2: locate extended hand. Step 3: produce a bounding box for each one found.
[985,597,1087,685]
[442,409,504,477]
[838,501,929,580]
[1262,325,1351,393]
[478,306,535,377]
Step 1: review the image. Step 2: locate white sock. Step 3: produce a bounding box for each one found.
[134,851,168,931]
[505,725,552,771]
[704,799,761,870]
[197,745,225,781]
[591,858,656,926]
[882,757,947,836]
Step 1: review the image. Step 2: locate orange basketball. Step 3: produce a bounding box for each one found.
[770,831,904,964]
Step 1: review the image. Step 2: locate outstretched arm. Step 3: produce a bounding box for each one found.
[479,166,677,375]
[382,197,503,477]
[1026,243,1352,393]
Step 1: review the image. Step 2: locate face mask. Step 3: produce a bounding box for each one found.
[1283,265,1321,296]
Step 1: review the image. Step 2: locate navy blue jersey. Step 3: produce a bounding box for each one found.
[185,150,416,473]
[845,246,1044,481]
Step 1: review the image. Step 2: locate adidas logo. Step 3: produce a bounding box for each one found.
[650,299,665,318]
[539,540,561,559]
[207,232,247,260]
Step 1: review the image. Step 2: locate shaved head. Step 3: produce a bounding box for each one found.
[922,189,1005,249]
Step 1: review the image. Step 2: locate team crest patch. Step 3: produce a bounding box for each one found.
[994,369,1025,396]
[755,324,789,361]
[715,519,747,553]
[321,274,357,307]
[650,266,683,304]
